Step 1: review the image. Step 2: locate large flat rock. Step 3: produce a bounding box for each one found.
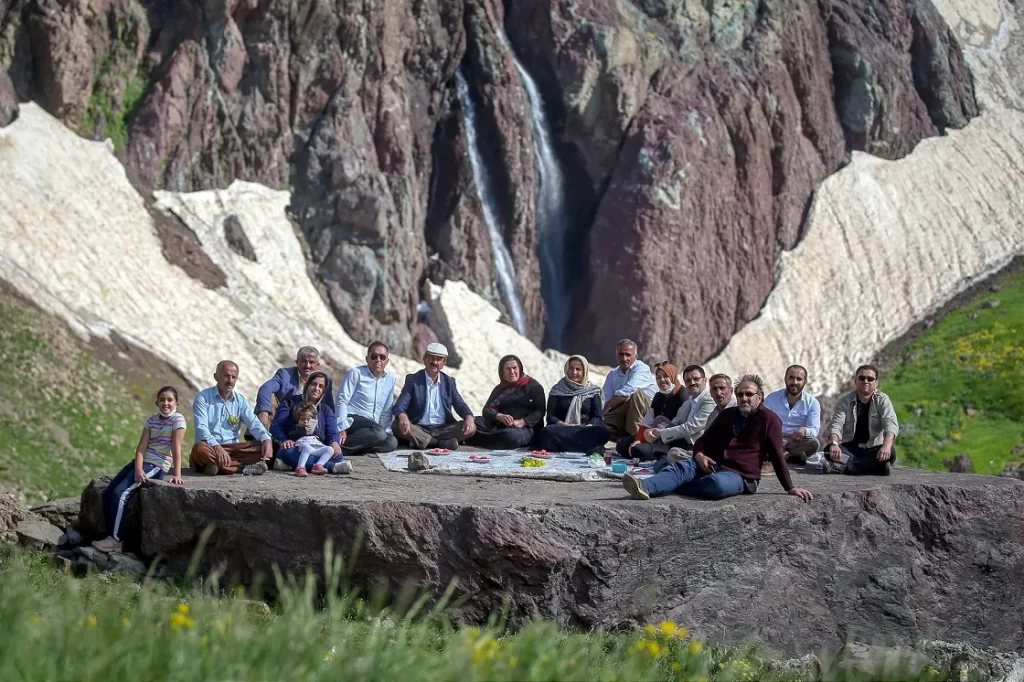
[135,461,1024,656]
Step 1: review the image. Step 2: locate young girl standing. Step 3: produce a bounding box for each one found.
[92,386,186,553]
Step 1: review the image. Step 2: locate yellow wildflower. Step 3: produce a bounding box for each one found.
[86,616,97,628]
[169,612,195,631]
[657,620,678,637]
[122,617,131,627]
[672,662,681,672]
[29,615,40,625]
[644,624,657,637]
[508,657,518,667]
[176,603,190,615]
[688,640,703,655]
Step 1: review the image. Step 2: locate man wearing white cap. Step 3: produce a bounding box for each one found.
[392,342,476,450]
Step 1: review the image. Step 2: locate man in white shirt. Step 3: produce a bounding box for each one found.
[336,341,399,455]
[763,365,822,464]
[602,339,657,440]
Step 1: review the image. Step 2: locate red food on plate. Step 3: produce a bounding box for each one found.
[428,448,451,455]
[530,450,551,457]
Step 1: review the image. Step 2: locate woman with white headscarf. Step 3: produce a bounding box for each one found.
[540,354,610,454]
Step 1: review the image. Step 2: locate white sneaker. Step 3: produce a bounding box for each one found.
[272,458,291,472]
[241,461,268,476]
[332,461,353,475]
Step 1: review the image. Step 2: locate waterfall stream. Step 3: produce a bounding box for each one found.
[456,69,528,335]
[494,30,571,347]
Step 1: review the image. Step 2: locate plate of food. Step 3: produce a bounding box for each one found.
[427,448,452,455]
[468,455,491,463]
[529,449,552,458]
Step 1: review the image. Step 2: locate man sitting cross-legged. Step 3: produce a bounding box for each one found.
[255,346,335,429]
[335,341,399,456]
[602,339,657,440]
[622,375,813,502]
[392,343,476,450]
[190,360,273,475]
[763,364,822,465]
[822,364,899,475]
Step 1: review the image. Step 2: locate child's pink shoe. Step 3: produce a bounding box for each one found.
[295,467,308,477]
[310,464,327,475]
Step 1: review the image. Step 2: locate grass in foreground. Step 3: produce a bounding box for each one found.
[884,268,1024,473]
[0,549,956,682]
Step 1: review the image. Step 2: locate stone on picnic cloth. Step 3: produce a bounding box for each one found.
[408,452,433,471]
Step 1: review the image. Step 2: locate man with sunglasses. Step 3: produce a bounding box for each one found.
[822,365,899,475]
[622,375,813,502]
[335,341,399,456]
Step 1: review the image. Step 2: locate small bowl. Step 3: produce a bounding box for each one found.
[611,462,627,474]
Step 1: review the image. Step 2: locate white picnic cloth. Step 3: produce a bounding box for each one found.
[380,449,656,482]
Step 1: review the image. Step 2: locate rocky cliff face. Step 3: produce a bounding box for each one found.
[0,0,977,362]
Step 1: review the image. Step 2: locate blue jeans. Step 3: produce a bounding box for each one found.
[642,459,747,500]
[275,446,345,471]
[102,461,165,540]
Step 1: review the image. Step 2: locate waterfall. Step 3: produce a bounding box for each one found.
[455,69,528,335]
[494,30,571,347]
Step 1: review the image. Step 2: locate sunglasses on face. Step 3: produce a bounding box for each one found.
[735,391,758,398]
[369,353,388,361]
[857,375,877,382]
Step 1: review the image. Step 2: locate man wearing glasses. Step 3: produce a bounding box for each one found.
[335,341,399,455]
[822,365,899,475]
[622,375,813,502]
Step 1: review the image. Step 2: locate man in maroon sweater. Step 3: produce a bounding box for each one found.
[623,375,814,502]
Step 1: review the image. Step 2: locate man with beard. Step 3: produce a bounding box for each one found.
[763,365,822,464]
[622,375,813,502]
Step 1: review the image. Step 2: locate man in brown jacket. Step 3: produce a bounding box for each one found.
[822,364,899,475]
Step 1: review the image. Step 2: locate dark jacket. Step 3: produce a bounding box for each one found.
[546,393,603,427]
[392,370,473,424]
[256,367,335,415]
[693,405,793,490]
[270,394,340,445]
[482,379,546,431]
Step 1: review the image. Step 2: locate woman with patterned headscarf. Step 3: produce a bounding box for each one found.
[615,362,685,460]
[540,354,609,454]
[467,354,546,449]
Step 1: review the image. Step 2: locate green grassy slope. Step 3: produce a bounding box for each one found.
[0,288,193,502]
[884,268,1024,474]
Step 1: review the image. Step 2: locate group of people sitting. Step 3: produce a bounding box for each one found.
[89,338,900,552]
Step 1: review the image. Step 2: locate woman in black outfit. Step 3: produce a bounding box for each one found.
[540,354,610,454]
[468,354,546,449]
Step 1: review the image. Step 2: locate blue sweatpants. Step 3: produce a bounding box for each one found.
[101,462,165,540]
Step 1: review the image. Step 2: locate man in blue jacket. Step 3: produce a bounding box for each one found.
[392,343,476,450]
[255,346,335,428]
